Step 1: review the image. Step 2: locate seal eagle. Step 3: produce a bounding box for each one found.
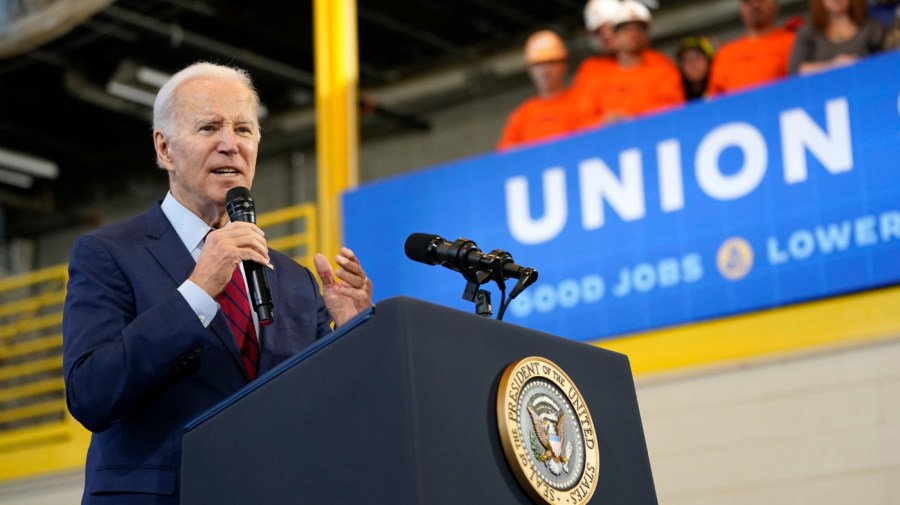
[527,405,568,463]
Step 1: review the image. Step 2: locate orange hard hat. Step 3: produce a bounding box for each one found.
[524,30,568,65]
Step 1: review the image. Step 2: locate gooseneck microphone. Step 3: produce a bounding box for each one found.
[404,233,538,286]
[225,186,274,326]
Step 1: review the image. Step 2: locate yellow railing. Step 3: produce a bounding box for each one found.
[0,203,317,483]
[0,263,75,483]
[256,203,318,268]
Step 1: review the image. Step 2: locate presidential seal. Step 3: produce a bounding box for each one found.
[497,357,599,505]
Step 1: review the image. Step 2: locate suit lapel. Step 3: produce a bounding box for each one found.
[143,203,248,379]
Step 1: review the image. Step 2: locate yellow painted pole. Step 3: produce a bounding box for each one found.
[313,0,359,263]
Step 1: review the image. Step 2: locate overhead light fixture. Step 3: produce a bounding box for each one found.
[135,66,171,88]
[106,81,158,107]
[0,167,34,189]
[106,61,169,108]
[106,60,269,118]
[0,147,58,179]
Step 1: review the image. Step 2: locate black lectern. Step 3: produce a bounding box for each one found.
[181,297,657,504]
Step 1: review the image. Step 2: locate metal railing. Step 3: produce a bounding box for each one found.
[0,203,317,483]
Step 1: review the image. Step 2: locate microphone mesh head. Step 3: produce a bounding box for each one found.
[404,233,439,264]
[226,186,252,204]
[225,186,255,223]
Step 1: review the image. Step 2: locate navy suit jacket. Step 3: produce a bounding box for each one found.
[62,202,332,504]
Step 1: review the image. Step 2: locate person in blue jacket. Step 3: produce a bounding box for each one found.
[62,61,373,504]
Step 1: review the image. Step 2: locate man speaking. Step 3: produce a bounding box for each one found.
[62,62,373,504]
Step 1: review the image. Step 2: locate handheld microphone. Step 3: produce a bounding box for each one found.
[404,233,538,286]
[225,186,274,326]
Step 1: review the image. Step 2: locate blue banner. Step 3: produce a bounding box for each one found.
[343,52,900,343]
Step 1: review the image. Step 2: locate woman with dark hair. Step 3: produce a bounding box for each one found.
[676,36,715,101]
[789,0,884,74]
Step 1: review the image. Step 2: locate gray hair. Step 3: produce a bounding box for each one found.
[152,61,262,141]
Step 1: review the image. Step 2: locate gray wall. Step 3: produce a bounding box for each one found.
[359,84,532,182]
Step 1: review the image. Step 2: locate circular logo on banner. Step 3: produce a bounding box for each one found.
[497,357,599,505]
[717,236,754,281]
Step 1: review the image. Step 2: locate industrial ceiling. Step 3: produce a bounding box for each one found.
[0,0,792,235]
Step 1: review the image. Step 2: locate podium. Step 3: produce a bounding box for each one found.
[181,297,657,504]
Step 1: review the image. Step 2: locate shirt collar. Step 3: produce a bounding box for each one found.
[161,191,214,253]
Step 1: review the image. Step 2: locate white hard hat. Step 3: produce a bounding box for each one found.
[613,0,652,27]
[584,0,621,32]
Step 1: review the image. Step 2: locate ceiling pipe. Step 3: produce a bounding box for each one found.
[102,4,317,87]
[63,67,152,123]
[0,0,114,59]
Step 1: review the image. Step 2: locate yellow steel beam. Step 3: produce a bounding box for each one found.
[0,312,63,340]
[256,203,315,228]
[0,378,64,403]
[599,284,900,376]
[0,291,66,319]
[0,421,69,448]
[305,207,319,268]
[0,334,62,361]
[0,400,63,424]
[0,265,67,293]
[0,415,90,483]
[266,234,310,252]
[0,356,63,381]
[314,0,359,263]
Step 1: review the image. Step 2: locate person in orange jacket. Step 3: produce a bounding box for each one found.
[707,0,796,96]
[571,0,683,128]
[497,30,583,150]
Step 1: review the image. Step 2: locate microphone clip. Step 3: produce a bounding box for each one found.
[449,239,534,320]
[450,239,496,318]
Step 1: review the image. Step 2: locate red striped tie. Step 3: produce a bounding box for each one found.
[216,267,260,379]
